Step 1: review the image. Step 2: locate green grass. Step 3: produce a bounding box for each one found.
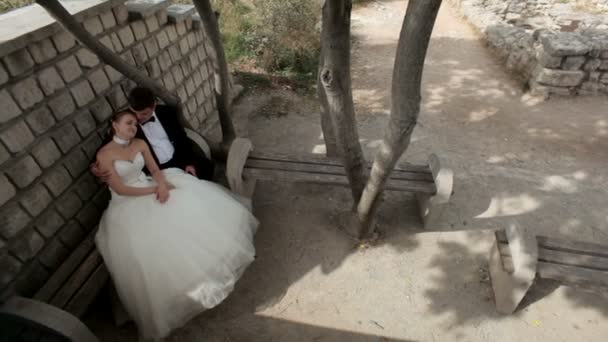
[179,0,320,83]
[217,1,255,63]
[0,0,35,13]
[175,0,256,64]
[7,0,320,90]
[234,70,316,97]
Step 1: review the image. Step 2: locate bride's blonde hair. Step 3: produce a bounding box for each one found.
[108,110,136,136]
[98,110,137,149]
[91,110,138,164]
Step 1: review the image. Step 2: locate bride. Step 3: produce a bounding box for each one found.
[94,110,258,340]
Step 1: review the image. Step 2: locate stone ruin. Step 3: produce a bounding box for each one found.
[449,0,608,98]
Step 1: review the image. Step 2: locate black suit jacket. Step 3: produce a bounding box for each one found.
[136,105,194,170]
[136,105,214,180]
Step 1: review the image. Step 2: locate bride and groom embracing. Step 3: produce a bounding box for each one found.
[90,87,258,340]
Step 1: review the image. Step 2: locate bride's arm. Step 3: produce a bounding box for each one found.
[135,140,171,202]
[136,139,170,186]
[97,150,158,197]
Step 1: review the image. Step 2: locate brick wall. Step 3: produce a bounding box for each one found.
[0,0,219,297]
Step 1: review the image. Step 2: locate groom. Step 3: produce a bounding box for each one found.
[91,86,215,181]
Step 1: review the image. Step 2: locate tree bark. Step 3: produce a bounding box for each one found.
[317,71,339,158]
[317,40,339,157]
[319,0,366,203]
[191,0,237,148]
[36,0,181,113]
[356,0,443,238]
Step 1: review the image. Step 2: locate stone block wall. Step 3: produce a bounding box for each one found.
[572,0,608,12]
[449,0,608,97]
[481,0,608,20]
[481,0,555,20]
[0,0,219,298]
[530,30,608,96]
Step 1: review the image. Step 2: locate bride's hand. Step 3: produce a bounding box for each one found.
[156,184,171,203]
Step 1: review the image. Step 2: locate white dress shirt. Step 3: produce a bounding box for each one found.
[139,112,175,164]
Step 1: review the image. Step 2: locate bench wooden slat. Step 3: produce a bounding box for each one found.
[537,236,608,258]
[496,231,608,258]
[249,151,432,173]
[65,263,109,318]
[538,261,608,287]
[496,242,515,273]
[496,241,608,272]
[501,255,514,273]
[245,159,434,182]
[243,168,437,194]
[34,232,96,303]
[495,230,508,244]
[497,241,510,256]
[50,249,103,309]
[491,227,608,314]
[538,248,608,271]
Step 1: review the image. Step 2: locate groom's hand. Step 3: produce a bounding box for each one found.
[90,161,111,184]
[184,165,197,177]
[156,185,170,203]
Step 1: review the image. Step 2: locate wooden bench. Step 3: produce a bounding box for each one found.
[225,138,454,228]
[0,230,106,341]
[489,223,608,314]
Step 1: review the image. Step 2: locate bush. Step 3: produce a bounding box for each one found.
[251,0,321,75]
[0,0,35,13]
[210,0,257,63]
[172,1,322,76]
[174,1,256,63]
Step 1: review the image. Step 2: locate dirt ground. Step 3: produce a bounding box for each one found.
[86,0,608,341]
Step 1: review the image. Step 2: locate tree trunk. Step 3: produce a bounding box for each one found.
[35,0,180,113]
[319,0,366,203]
[356,0,443,238]
[191,0,236,148]
[318,75,340,158]
[317,45,339,157]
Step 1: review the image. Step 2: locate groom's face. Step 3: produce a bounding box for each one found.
[132,103,155,124]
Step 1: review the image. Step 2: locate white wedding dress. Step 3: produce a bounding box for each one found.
[95,152,258,339]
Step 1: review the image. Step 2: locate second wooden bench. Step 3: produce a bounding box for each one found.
[489,224,608,314]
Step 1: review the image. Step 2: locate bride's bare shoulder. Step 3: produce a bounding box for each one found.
[132,138,146,146]
[132,138,149,151]
[96,143,115,161]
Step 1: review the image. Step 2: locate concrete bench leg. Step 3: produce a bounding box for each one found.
[489,223,538,314]
[416,154,453,229]
[0,296,99,342]
[226,138,256,198]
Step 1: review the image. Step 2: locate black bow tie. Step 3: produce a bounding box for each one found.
[142,116,156,125]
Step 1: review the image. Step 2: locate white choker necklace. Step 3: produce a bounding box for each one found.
[113,136,130,146]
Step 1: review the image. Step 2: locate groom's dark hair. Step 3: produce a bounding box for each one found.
[128,86,156,111]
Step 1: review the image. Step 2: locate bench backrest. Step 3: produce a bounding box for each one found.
[244,152,436,194]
